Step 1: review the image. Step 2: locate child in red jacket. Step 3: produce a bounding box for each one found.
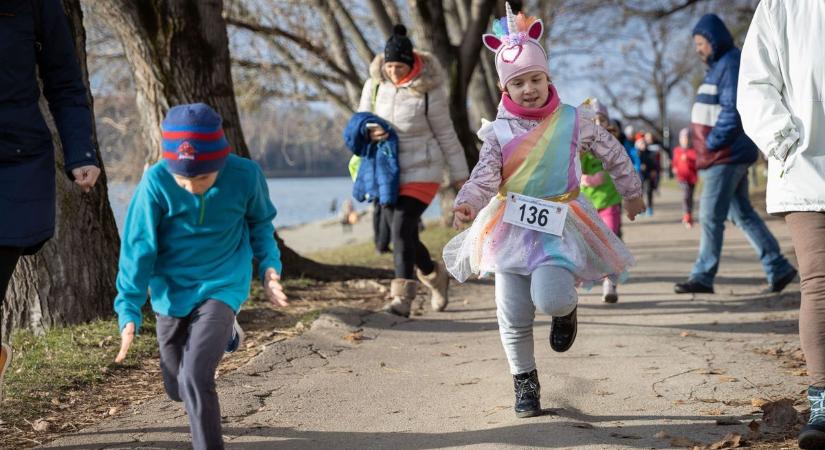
[672,128,698,228]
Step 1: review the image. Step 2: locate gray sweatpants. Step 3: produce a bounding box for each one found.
[156,299,234,450]
[495,266,578,375]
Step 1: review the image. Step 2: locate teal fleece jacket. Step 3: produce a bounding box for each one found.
[114,154,281,332]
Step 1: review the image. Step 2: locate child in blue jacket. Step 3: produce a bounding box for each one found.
[113,103,287,450]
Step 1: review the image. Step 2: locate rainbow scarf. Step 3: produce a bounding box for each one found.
[499,103,579,199]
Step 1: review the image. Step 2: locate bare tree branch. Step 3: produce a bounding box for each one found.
[329,0,375,66]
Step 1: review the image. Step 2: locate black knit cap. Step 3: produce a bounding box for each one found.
[384,24,414,66]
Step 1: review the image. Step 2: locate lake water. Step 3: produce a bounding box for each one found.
[108,177,442,231]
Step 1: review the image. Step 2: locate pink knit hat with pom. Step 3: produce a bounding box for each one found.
[482,3,550,87]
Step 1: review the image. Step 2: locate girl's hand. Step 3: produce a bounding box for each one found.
[453,204,476,229]
[115,322,135,363]
[265,268,289,307]
[369,127,388,142]
[624,196,646,221]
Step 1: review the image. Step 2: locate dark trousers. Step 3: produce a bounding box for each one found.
[156,299,234,450]
[0,247,23,338]
[680,181,696,215]
[386,196,435,279]
[643,178,656,210]
[373,203,392,253]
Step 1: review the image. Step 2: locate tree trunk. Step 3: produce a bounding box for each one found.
[90,0,381,281]
[3,0,119,341]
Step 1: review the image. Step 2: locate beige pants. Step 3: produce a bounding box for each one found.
[786,212,825,387]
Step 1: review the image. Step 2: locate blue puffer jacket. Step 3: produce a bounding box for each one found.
[690,14,758,170]
[343,112,399,206]
[0,0,97,248]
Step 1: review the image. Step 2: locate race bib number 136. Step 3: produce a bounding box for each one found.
[502,192,568,236]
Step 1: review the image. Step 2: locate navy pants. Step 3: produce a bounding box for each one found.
[156,300,234,450]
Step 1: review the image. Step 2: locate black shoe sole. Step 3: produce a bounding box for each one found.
[674,285,714,294]
[603,294,618,304]
[515,408,542,418]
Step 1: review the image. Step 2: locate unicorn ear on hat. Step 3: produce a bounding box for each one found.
[483,34,503,52]
[527,20,543,41]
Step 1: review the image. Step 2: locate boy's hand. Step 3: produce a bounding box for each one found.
[265,268,288,307]
[115,322,135,363]
[624,196,646,221]
[452,204,476,229]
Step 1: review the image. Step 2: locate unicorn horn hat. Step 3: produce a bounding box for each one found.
[482,2,550,88]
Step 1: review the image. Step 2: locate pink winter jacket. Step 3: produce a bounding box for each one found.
[455,104,643,213]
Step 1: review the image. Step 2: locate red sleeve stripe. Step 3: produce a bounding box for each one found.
[162,129,225,140]
[163,146,232,161]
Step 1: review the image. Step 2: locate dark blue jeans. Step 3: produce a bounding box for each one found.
[690,163,794,287]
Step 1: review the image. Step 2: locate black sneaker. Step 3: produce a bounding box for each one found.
[550,307,577,353]
[762,268,798,294]
[800,386,825,449]
[673,279,714,294]
[513,369,541,418]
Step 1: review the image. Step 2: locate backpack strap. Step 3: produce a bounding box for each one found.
[370,79,380,112]
[31,0,44,52]
[492,119,514,148]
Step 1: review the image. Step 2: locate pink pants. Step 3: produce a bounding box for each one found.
[598,205,622,237]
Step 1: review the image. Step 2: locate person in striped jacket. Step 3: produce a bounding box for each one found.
[673,14,796,295]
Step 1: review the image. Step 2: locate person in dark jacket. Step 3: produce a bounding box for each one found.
[0,0,101,395]
[673,14,796,295]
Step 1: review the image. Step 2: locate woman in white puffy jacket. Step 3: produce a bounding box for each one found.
[738,1,825,447]
[358,25,469,318]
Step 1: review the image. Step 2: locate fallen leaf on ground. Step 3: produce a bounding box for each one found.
[717,375,738,383]
[708,432,742,449]
[680,331,695,337]
[342,329,368,344]
[32,419,49,432]
[107,407,118,416]
[790,369,808,377]
[760,398,799,428]
[751,398,769,408]
[697,369,723,375]
[700,408,725,416]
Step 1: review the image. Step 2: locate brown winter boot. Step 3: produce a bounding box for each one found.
[384,279,418,318]
[416,262,449,312]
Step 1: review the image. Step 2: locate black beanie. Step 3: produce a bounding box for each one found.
[384,24,414,66]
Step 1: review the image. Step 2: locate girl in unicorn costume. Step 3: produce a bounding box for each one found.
[444,4,645,418]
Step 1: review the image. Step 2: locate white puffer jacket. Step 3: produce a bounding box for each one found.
[738,0,825,213]
[357,52,469,185]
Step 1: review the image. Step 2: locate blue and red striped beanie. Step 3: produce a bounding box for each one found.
[162,103,231,177]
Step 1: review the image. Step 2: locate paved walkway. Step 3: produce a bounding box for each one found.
[43,187,804,449]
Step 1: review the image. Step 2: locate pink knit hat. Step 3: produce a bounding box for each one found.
[482,3,549,87]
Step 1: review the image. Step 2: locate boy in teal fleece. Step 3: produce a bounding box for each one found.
[113,103,287,450]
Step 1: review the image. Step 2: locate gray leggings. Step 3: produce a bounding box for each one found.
[495,266,578,375]
[156,299,234,450]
